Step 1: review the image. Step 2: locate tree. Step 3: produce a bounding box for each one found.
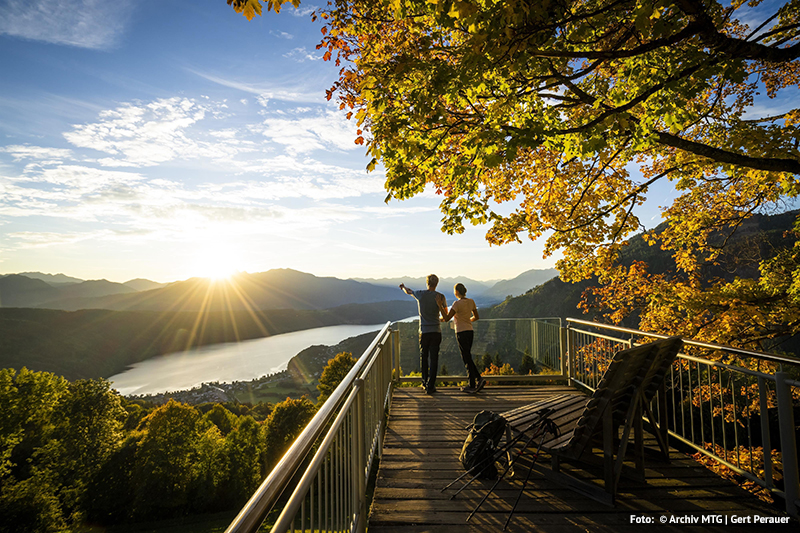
[132,400,200,518]
[0,369,68,532]
[203,404,237,435]
[189,425,228,512]
[316,351,356,404]
[83,434,141,525]
[224,416,262,505]
[519,352,536,375]
[262,397,316,471]
[231,0,800,348]
[47,379,125,521]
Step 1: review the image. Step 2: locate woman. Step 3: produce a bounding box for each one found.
[444,283,485,394]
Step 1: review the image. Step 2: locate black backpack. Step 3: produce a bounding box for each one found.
[459,410,507,479]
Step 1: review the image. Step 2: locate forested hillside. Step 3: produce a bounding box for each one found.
[486,210,800,355]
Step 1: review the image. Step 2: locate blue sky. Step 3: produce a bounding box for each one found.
[0,0,704,283]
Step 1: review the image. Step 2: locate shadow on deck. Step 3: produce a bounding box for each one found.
[369,385,795,532]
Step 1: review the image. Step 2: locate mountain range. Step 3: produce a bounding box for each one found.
[1,267,559,312]
[351,268,557,303]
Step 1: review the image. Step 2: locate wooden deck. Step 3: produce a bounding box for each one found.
[368,385,795,532]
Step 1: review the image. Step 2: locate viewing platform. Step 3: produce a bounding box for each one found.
[371,385,787,532]
[225,318,800,533]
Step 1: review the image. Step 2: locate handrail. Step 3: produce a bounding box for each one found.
[566,317,800,366]
[224,322,393,533]
[269,380,364,532]
[565,318,800,518]
[226,315,798,529]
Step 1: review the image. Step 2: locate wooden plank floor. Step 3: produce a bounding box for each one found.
[368,385,796,532]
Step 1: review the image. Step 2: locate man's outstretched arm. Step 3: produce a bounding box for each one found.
[436,293,449,321]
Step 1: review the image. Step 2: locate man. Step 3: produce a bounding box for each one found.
[400,274,448,394]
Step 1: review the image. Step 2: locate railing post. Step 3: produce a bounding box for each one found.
[775,372,799,518]
[562,324,572,384]
[353,378,367,533]
[392,326,401,381]
[531,319,539,365]
[757,377,773,487]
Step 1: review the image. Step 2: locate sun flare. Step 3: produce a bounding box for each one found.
[192,252,242,281]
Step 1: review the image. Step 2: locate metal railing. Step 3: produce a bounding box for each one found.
[227,316,799,530]
[394,317,565,384]
[565,318,800,518]
[225,322,396,533]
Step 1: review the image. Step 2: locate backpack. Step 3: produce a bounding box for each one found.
[459,410,507,479]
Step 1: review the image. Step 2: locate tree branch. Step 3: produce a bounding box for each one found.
[654,130,800,173]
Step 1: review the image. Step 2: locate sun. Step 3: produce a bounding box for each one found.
[191,251,242,281]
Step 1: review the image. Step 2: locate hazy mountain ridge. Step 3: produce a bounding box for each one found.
[27,269,411,312]
[123,278,168,291]
[352,275,495,295]
[0,275,139,308]
[11,272,84,285]
[479,268,559,301]
[3,268,560,312]
[353,269,558,303]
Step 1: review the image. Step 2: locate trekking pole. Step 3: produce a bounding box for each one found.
[502,418,560,531]
[465,416,552,521]
[446,409,553,498]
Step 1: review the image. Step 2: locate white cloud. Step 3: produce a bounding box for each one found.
[288,5,317,17]
[0,92,391,255]
[62,97,249,167]
[5,229,116,248]
[253,109,359,154]
[187,70,323,103]
[1,145,74,162]
[283,47,320,63]
[270,30,294,39]
[0,0,135,49]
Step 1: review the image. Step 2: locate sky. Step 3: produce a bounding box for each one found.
[0,0,762,284]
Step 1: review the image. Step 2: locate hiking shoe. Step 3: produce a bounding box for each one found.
[460,386,477,394]
[475,377,487,392]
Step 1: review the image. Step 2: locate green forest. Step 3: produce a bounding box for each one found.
[0,367,326,533]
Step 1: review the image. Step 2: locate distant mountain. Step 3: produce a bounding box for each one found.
[480,268,559,302]
[54,279,136,300]
[0,275,61,307]
[352,275,495,295]
[33,269,410,312]
[485,276,593,321]
[0,275,137,308]
[11,272,84,285]
[123,278,168,291]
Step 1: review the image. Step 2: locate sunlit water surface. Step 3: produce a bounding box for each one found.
[108,323,389,396]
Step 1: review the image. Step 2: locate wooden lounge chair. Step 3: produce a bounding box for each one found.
[501,336,683,505]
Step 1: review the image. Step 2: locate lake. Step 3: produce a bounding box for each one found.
[108,323,391,396]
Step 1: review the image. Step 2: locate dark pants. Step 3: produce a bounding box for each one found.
[420,332,442,391]
[457,330,481,388]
